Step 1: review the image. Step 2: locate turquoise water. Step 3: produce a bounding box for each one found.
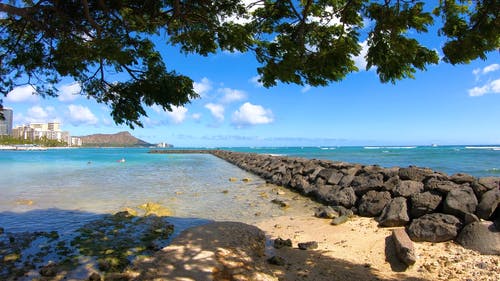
[0,148,321,234]
[0,146,498,234]
[224,145,500,177]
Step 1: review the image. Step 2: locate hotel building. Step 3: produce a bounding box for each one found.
[0,108,13,136]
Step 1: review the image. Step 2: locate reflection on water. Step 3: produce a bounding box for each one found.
[0,151,321,234]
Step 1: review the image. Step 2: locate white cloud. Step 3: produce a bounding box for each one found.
[483,64,500,74]
[353,40,369,71]
[250,75,263,87]
[232,102,273,127]
[191,113,202,121]
[473,64,500,80]
[16,106,59,124]
[58,82,81,102]
[165,106,188,124]
[205,103,225,122]
[301,85,312,93]
[193,77,212,96]
[5,85,38,103]
[468,78,500,97]
[67,104,98,125]
[218,88,247,104]
[28,106,49,119]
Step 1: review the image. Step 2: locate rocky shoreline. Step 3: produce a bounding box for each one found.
[151,149,500,255]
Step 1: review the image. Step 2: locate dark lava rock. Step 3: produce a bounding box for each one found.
[443,185,478,219]
[271,199,290,208]
[331,215,350,225]
[378,197,410,227]
[314,206,339,219]
[331,205,354,217]
[317,185,357,208]
[424,178,461,194]
[317,169,344,185]
[0,227,3,235]
[407,213,462,242]
[476,189,500,220]
[273,238,292,249]
[351,173,384,195]
[463,212,480,225]
[456,221,500,255]
[88,272,102,281]
[383,176,401,193]
[268,256,286,266]
[410,191,442,218]
[478,177,500,189]
[40,263,58,277]
[393,180,424,198]
[358,190,392,217]
[399,166,428,182]
[298,241,318,250]
[450,173,476,184]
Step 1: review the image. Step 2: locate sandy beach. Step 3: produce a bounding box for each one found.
[255,215,499,281]
[127,214,499,281]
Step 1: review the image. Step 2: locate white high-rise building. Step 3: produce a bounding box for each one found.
[0,108,13,136]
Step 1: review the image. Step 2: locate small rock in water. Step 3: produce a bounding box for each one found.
[271,199,290,208]
[274,238,292,249]
[229,177,238,182]
[268,255,286,266]
[298,241,318,250]
[39,263,58,277]
[88,272,102,281]
[242,178,252,182]
[221,190,229,194]
[0,227,4,235]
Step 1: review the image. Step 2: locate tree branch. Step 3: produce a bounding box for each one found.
[81,0,102,34]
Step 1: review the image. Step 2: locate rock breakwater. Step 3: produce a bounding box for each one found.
[205,150,499,253]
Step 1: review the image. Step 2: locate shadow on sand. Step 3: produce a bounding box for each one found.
[129,222,429,281]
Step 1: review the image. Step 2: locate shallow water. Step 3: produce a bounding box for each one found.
[0,149,320,235]
[1,145,499,235]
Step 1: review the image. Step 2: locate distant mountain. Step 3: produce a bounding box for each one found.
[79,131,153,147]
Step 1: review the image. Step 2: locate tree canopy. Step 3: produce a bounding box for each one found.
[1,0,498,127]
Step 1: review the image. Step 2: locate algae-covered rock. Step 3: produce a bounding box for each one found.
[3,253,21,263]
[72,213,174,273]
[138,202,172,217]
[242,178,252,182]
[15,199,34,206]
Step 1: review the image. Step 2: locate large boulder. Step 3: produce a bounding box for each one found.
[392,180,424,198]
[317,169,344,185]
[315,185,357,208]
[398,166,429,182]
[378,197,410,227]
[358,190,392,217]
[450,173,476,185]
[407,213,462,242]
[409,191,443,218]
[350,173,384,195]
[424,178,461,194]
[456,221,500,255]
[475,177,500,196]
[476,189,500,220]
[443,185,478,219]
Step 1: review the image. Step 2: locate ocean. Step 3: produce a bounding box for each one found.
[0,145,498,234]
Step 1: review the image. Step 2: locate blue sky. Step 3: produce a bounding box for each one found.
[3,6,500,147]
